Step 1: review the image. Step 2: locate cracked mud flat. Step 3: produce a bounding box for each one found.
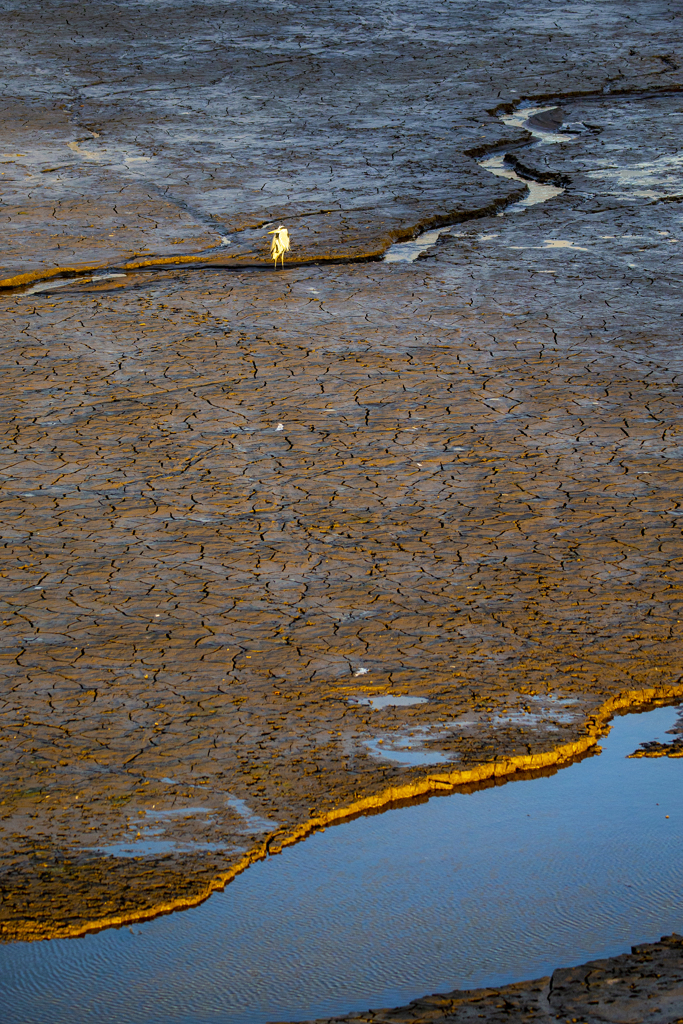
[2,702,682,1024]
[1,0,683,966]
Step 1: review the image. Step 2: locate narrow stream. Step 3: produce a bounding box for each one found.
[2,702,681,1024]
[384,104,569,263]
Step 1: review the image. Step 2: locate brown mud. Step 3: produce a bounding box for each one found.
[1,0,683,945]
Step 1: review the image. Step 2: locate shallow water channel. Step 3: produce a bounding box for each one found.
[384,103,567,263]
[2,703,682,1024]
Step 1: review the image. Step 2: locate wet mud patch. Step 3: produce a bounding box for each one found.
[387,89,683,264]
[5,85,680,292]
[1,2,682,287]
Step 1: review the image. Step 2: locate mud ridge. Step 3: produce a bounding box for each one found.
[15,683,682,945]
[486,83,683,120]
[0,188,529,293]
[501,154,570,187]
[4,83,682,295]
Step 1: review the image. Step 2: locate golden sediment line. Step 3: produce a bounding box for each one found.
[0,252,242,290]
[7,682,683,944]
[0,247,386,291]
[0,263,115,289]
[628,747,683,758]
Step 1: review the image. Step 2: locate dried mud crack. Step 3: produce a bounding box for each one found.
[4,82,680,296]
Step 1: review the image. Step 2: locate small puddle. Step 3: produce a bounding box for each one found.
[385,103,570,263]
[225,795,279,833]
[348,693,428,710]
[82,800,278,858]
[364,727,454,766]
[82,806,224,857]
[23,273,127,296]
[2,702,682,1024]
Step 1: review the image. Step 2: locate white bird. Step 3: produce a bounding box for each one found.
[267,225,290,268]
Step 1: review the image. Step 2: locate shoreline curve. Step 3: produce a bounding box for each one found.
[7,681,682,945]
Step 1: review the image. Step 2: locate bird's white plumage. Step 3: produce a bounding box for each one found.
[268,225,290,267]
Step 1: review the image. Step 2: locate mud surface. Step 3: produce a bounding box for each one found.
[1,1,683,940]
[291,934,683,1024]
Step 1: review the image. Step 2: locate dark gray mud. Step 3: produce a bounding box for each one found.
[1,0,683,961]
[2,1,682,281]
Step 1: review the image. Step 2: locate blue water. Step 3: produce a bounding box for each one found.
[1,704,681,1024]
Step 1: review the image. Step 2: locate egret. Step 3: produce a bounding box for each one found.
[268,225,290,268]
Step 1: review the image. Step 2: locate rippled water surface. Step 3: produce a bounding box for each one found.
[2,705,682,1024]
